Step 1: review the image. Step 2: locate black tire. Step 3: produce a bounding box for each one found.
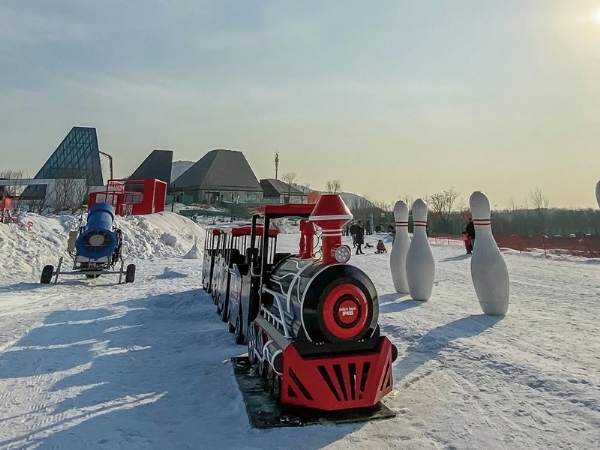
[228,321,235,333]
[125,264,136,283]
[234,314,245,345]
[40,265,54,284]
[272,374,281,402]
[220,300,228,323]
[216,302,222,315]
[266,367,273,389]
[247,325,257,365]
[259,360,267,379]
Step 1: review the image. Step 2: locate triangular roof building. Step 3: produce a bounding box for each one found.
[171,149,263,204]
[260,178,307,203]
[129,149,173,184]
[22,126,103,199]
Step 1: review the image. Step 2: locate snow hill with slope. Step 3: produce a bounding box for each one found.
[0,213,599,449]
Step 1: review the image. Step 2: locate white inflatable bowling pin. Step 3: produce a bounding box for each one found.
[390,201,410,294]
[596,180,600,209]
[469,191,509,316]
[406,198,435,301]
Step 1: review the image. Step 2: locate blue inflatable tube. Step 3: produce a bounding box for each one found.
[75,203,118,259]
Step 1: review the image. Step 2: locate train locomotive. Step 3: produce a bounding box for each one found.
[227,194,398,412]
[40,202,136,284]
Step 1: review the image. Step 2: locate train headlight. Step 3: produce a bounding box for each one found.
[333,245,351,264]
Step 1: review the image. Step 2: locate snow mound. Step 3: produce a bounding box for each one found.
[155,267,189,279]
[0,212,205,280]
[183,241,201,259]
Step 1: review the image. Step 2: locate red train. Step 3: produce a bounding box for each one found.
[202,194,397,411]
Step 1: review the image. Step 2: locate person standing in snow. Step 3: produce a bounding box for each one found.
[465,216,475,253]
[355,220,365,255]
[350,222,358,247]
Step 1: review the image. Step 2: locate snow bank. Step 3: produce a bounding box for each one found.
[0,212,206,280]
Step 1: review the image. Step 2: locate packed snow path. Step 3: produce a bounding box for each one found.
[0,231,599,449]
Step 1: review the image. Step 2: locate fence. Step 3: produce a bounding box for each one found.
[430,233,600,258]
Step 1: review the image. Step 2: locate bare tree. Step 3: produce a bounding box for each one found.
[426,188,459,219]
[426,188,460,233]
[325,179,342,194]
[529,187,549,210]
[281,172,297,203]
[399,194,414,208]
[58,179,88,213]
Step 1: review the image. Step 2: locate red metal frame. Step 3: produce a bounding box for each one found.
[252,203,316,218]
[280,338,394,410]
[88,178,167,216]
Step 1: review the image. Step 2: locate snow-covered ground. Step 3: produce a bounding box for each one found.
[0,213,599,449]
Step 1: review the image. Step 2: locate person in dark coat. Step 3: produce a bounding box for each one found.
[355,220,365,255]
[465,217,475,253]
[349,223,358,247]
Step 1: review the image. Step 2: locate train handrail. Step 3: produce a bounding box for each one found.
[261,287,291,339]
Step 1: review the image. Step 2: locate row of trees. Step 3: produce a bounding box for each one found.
[308,182,600,237]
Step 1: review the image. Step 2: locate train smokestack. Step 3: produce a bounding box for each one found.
[309,194,353,264]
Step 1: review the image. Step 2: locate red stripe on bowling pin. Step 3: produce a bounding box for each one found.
[473,219,491,226]
[395,221,408,227]
[413,221,427,227]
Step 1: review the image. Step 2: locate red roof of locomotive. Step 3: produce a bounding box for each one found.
[252,203,316,219]
[225,224,279,237]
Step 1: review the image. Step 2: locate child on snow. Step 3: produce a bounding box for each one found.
[376,240,387,254]
[462,231,472,254]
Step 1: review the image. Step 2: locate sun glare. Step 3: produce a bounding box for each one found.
[595,8,600,23]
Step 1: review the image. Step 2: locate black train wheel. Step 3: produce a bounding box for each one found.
[220,301,228,323]
[247,324,257,365]
[234,313,245,345]
[272,374,281,402]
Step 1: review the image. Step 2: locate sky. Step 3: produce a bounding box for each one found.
[1,0,600,209]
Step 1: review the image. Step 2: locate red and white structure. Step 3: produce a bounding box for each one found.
[88,178,167,216]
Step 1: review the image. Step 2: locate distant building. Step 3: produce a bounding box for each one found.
[129,149,173,185]
[22,127,103,200]
[260,178,307,204]
[171,149,263,204]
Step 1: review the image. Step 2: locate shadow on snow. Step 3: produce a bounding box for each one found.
[391,314,503,383]
[0,289,358,450]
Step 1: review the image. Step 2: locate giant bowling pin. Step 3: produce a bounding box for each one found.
[469,191,509,316]
[406,198,435,301]
[596,180,600,209]
[390,201,410,294]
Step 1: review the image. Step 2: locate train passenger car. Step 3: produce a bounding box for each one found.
[235,195,397,412]
[227,219,286,343]
[214,224,279,324]
[201,227,220,292]
[208,222,251,301]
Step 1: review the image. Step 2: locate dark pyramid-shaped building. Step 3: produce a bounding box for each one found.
[129,149,173,184]
[171,149,262,204]
[23,127,103,198]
